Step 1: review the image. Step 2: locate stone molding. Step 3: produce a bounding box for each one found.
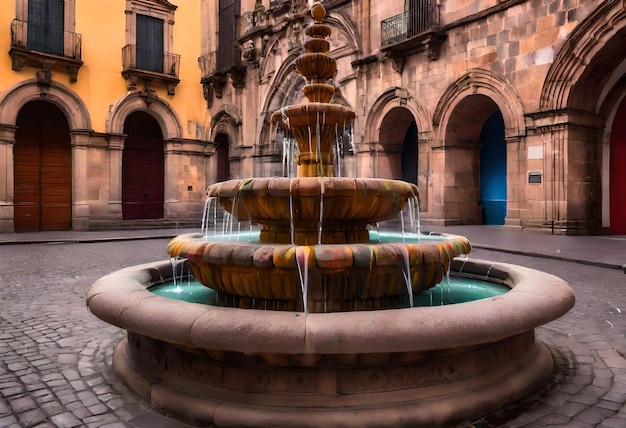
[540,0,626,111]
[0,79,91,131]
[433,68,526,141]
[107,92,183,139]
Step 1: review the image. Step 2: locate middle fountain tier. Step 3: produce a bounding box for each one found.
[167,3,471,313]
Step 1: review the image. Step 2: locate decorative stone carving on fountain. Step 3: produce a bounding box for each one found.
[167,3,471,313]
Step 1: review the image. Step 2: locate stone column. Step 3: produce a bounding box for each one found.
[503,135,524,230]
[527,109,604,234]
[70,130,91,230]
[417,133,430,212]
[107,133,125,219]
[164,139,178,219]
[0,124,17,232]
[442,140,482,225]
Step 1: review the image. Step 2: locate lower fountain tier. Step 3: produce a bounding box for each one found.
[167,232,472,312]
[86,258,575,427]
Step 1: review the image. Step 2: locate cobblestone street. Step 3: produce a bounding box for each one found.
[1,230,625,427]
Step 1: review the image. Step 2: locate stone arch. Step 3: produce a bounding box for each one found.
[0,79,91,130]
[365,87,431,144]
[433,69,526,141]
[261,53,304,117]
[258,53,305,149]
[324,10,361,56]
[210,104,242,145]
[540,1,626,111]
[107,92,182,139]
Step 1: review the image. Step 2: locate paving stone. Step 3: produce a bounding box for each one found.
[8,395,38,413]
[16,407,47,426]
[50,411,83,428]
[598,416,626,428]
[0,415,19,426]
[554,401,588,417]
[569,394,600,405]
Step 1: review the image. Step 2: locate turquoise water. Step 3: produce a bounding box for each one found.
[150,275,508,307]
[185,230,463,245]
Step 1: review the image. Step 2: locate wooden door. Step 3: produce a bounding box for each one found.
[14,101,72,231]
[122,112,164,220]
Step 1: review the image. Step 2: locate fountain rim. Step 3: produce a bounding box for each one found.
[87,257,575,356]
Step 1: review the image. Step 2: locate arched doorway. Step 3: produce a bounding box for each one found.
[378,107,416,180]
[443,94,506,225]
[610,98,626,234]
[480,111,507,225]
[122,111,164,220]
[14,101,72,231]
[215,133,230,181]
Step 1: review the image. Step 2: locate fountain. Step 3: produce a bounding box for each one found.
[87,4,575,427]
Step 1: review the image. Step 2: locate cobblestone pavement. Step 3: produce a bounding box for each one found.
[0,233,625,427]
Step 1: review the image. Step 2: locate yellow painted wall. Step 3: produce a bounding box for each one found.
[1,0,204,138]
[0,3,19,92]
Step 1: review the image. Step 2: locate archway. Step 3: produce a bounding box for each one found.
[610,97,626,234]
[122,111,164,220]
[443,94,504,225]
[480,111,507,225]
[14,101,72,231]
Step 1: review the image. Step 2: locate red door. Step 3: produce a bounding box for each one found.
[610,99,626,234]
[122,112,164,220]
[14,101,72,231]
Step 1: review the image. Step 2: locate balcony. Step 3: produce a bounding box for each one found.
[198,50,246,105]
[122,44,180,96]
[380,4,446,68]
[9,18,83,83]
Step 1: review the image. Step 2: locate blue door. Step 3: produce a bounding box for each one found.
[479,111,507,225]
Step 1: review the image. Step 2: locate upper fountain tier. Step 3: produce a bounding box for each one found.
[270,2,355,178]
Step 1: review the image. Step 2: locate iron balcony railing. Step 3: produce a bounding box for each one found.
[122,44,180,77]
[198,51,217,79]
[10,18,82,60]
[381,4,440,47]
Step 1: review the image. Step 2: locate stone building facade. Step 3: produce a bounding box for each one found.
[203,0,626,235]
[0,0,210,233]
[1,0,625,235]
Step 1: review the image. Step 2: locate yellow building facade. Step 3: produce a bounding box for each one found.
[0,0,210,232]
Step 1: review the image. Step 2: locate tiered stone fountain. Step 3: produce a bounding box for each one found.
[87,5,575,427]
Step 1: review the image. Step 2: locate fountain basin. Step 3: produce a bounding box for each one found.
[167,232,471,312]
[86,258,575,427]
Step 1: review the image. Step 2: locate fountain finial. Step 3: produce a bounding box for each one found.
[311,3,325,22]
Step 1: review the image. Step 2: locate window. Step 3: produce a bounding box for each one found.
[10,0,82,82]
[122,0,179,95]
[217,0,240,72]
[136,14,164,73]
[27,0,64,55]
